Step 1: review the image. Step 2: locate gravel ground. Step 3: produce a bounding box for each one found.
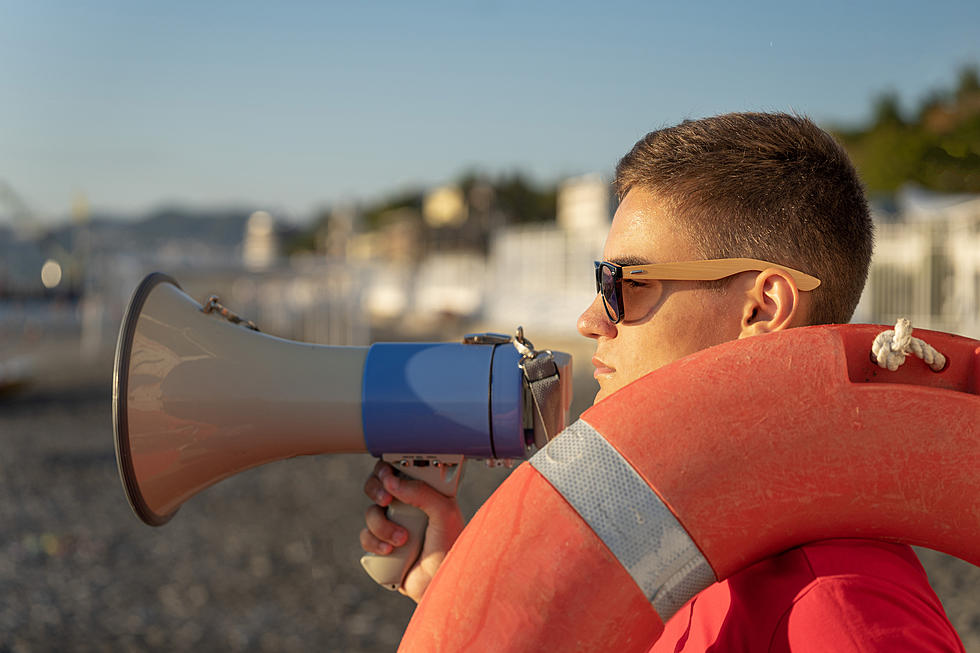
[1,338,978,652]
[1,382,421,652]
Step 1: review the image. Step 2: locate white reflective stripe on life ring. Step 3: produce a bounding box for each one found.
[529,419,717,620]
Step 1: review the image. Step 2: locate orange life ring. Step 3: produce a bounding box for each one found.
[399,324,980,652]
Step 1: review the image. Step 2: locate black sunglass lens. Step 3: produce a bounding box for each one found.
[600,264,621,322]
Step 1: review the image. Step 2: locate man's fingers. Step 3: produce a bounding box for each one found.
[380,474,458,534]
[363,474,392,507]
[359,528,393,555]
[360,461,465,603]
[364,504,408,547]
[380,472,435,509]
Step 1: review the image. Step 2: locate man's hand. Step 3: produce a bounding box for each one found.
[360,460,464,602]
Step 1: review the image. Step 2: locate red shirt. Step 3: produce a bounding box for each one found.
[650,539,964,652]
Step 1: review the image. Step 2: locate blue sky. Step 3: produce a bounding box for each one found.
[1,1,978,223]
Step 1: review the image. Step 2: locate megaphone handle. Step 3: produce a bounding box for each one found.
[360,499,428,590]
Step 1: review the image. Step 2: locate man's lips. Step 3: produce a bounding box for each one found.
[592,356,615,378]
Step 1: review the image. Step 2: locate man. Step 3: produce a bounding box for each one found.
[360,112,965,650]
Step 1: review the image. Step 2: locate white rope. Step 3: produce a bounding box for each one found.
[871,318,946,372]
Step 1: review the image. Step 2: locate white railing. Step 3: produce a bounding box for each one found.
[860,197,980,338]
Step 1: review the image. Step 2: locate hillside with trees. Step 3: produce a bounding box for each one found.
[834,66,980,194]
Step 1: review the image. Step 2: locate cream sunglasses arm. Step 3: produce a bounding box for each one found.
[621,258,821,291]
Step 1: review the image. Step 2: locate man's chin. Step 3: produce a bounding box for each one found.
[592,385,613,405]
[593,377,633,405]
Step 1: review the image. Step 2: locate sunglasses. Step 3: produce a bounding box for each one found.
[594,258,821,324]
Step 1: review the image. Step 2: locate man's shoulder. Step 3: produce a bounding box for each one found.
[652,539,963,652]
[772,540,964,652]
[717,538,926,608]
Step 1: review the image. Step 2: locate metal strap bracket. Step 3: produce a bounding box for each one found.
[202,295,260,332]
[512,326,562,447]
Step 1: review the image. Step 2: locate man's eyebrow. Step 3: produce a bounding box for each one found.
[607,255,652,267]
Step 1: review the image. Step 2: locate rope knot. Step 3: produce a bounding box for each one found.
[871,318,946,372]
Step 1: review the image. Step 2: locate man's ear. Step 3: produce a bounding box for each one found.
[738,268,803,338]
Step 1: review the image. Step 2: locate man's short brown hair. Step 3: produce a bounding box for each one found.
[615,112,873,325]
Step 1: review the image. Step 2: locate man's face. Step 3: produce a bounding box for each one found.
[577,188,747,403]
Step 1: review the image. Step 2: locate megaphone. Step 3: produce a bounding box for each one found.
[112,272,572,589]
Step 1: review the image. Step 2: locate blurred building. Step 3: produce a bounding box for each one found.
[0,204,371,369]
[8,175,976,368]
[242,211,280,270]
[347,174,612,336]
[557,174,610,234]
[484,175,611,335]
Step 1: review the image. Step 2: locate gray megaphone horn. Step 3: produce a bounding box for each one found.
[112,272,572,589]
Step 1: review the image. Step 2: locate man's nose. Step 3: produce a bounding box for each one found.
[577,294,616,339]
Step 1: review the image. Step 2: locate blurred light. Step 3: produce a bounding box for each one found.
[72,192,90,223]
[248,210,273,236]
[40,259,62,288]
[423,186,467,227]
